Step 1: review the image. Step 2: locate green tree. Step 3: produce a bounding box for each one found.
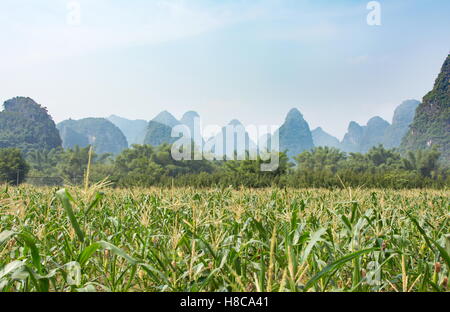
[26,148,64,174]
[403,147,441,178]
[57,146,95,184]
[366,145,401,167]
[0,148,30,185]
[295,147,346,173]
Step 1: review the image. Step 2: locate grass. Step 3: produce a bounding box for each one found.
[0,185,449,292]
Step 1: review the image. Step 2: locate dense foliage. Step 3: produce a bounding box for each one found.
[18,143,450,189]
[0,148,29,185]
[23,146,111,186]
[0,97,62,152]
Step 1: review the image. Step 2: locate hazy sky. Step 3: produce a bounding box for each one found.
[1,0,449,139]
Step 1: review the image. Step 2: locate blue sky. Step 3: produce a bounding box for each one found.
[0,0,449,139]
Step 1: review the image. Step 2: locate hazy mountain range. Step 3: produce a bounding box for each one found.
[0,97,426,157]
[107,115,147,146]
[100,100,421,158]
[1,55,448,160]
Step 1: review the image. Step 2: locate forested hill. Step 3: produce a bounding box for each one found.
[0,97,62,151]
[57,118,128,155]
[401,54,450,162]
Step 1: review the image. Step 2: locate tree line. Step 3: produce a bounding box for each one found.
[0,143,448,189]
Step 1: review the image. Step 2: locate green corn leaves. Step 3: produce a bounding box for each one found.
[304,248,377,291]
[408,214,450,269]
[78,241,137,267]
[0,187,448,292]
[56,189,85,242]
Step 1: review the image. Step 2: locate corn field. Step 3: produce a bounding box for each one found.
[0,184,449,292]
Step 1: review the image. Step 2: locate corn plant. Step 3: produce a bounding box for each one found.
[0,185,449,292]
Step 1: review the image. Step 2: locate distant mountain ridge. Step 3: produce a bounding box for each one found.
[312,127,340,149]
[5,63,445,161]
[361,117,391,153]
[275,108,314,158]
[340,121,365,153]
[0,99,423,159]
[340,117,390,153]
[108,115,148,145]
[57,118,128,155]
[206,119,257,158]
[143,110,209,148]
[383,100,420,149]
[339,100,421,153]
[115,100,422,158]
[143,111,180,147]
[153,111,180,128]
